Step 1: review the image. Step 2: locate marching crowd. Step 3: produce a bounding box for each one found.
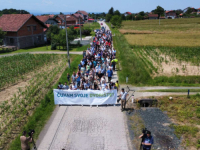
[57,26,119,91]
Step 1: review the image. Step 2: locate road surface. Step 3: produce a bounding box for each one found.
[35,21,131,150]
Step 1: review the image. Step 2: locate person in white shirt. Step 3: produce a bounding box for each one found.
[63,82,69,90]
[68,85,73,90]
[105,85,110,90]
[101,80,107,91]
[119,88,129,112]
[72,82,77,90]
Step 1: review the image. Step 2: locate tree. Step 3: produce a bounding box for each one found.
[110,15,122,27]
[154,6,165,18]
[185,7,193,14]
[106,14,112,22]
[114,10,121,16]
[108,7,114,15]
[135,15,143,20]
[121,14,126,20]
[46,25,60,39]
[175,9,183,16]
[0,28,6,45]
[139,11,145,16]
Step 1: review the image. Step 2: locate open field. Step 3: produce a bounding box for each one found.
[156,94,200,149]
[108,23,200,86]
[120,18,200,47]
[0,53,82,149]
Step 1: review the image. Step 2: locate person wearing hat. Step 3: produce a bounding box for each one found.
[119,88,128,111]
[139,131,154,150]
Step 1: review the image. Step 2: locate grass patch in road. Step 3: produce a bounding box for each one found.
[157,94,200,149]
[139,89,200,92]
[8,54,82,150]
[121,18,200,47]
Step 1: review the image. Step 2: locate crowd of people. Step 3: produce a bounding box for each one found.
[57,25,119,91]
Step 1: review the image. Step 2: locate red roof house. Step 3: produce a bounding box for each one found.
[75,10,88,21]
[36,15,58,25]
[165,10,176,19]
[148,14,158,19]
[124,12,132,16]
[0,14,47,48]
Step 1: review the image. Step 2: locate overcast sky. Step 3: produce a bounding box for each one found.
[0,0,199,14]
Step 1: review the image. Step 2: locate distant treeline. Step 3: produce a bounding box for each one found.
[0,8,30,16]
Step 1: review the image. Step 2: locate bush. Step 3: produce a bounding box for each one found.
[82,27,92,36]
[51,43,57,50]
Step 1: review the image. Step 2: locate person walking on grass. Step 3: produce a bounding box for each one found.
[119,88,128,112]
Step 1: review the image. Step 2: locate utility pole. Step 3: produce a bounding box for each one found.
[64,15,70,68]
[79,16,82,41]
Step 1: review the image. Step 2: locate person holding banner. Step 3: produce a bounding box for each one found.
[119,88,129,112]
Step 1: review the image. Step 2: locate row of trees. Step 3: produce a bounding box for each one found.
[105,6,165,27]
[46,25,92,50]
[0,8,29,17]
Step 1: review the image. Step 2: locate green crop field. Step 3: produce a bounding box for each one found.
[120,18,200,47]
[108,22,200,86]
[0,54,82,149]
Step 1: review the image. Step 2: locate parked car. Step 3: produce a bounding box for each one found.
[101,23,103,25]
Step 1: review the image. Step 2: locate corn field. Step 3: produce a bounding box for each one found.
[0,54,68,149]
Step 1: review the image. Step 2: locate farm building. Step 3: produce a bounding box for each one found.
[0,14,47,49]
[148,14,158,19]
[165,10,177,19]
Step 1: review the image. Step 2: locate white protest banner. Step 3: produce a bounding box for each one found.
[53,89,117,105]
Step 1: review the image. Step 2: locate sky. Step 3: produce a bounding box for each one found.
[0,0,199,14]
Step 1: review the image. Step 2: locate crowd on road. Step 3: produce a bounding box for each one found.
[57,26,119,91]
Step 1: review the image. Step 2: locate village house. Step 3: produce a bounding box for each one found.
[124,12,132,17]
[75,10,88,21]
[54,14,78,28]
[0,14,47,49]
[148,14,158,19]
[36,15,58,26]
[165,10,177,19]
[197,8,200,15]
[72,14,84,24]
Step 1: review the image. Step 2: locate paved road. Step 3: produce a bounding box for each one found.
[35,21,130,150]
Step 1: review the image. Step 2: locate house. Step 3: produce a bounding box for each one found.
[124,12,132,17]
[72,14,84,24]
[54,15,77,28]
[0,14,47,49]
[36,15,58,26]
[148,14,158,19]
[197,8,200,15]
[165,10,176,19]
[75,10,88,21]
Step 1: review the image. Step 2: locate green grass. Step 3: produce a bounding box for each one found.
[0,44,88,55]
[122,18,200,32]
[158,94,200,148]
[108,23,200,86]
[84,22,100,36]
[8,54,82,150]
[139,89,200,92]
[120,18,200,47]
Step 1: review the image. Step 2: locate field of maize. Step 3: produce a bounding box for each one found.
[0,54,68,149]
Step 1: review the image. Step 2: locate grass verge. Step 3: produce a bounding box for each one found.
[157,94,200,149]
[8,54,82,150]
